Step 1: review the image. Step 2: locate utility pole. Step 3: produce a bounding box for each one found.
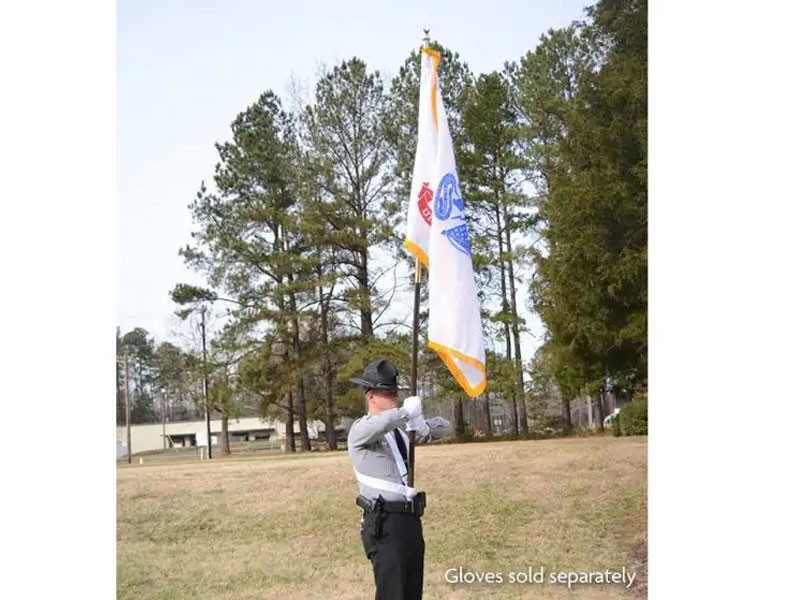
[200,305,212,459]
[123,352,132,464]
[161,387,167,449]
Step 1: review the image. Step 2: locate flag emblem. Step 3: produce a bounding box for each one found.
[434,172,470,256]
[434,173,465,221]
[442,224,471,257]
[416,182,434,226]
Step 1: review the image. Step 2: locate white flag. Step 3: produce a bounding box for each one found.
[426,74,486,397]
[403,47,441,269]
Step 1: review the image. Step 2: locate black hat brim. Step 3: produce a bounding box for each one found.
[349,377,398,390]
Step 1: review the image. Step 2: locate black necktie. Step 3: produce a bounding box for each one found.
[394,429,408,472]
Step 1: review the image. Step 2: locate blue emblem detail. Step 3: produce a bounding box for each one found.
[434,173,465,222]
[435,172,471,256]
[442,224,471,257]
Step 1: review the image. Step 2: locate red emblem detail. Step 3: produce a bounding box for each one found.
[417,182,433,226]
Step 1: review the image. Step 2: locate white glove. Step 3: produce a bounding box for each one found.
[406,414,430,436]
[402,395,423,420]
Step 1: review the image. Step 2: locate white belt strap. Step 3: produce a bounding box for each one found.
[353,430,416,500]
[353,470,417,500]
[384,430,409,484]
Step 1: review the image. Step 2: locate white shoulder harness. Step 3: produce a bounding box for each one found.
[353,429,416,500]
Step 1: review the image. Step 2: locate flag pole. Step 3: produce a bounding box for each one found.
[408,257,421,487]
[408,26,431,488]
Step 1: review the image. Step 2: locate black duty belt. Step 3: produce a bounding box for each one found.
[357,493,426,516]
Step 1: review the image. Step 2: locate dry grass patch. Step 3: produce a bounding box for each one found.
[118,436,647,599]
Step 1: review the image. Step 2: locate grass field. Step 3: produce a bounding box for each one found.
[117,436,647,599]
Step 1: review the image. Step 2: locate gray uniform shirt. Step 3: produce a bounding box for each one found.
[348,408,455,502]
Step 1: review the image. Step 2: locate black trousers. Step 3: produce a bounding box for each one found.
[360,510,425,600]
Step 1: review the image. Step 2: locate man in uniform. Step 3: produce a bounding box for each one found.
[348,358,454,600]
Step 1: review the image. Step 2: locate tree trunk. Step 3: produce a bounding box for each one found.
[219,371,232,455]
[318,270,338,451]
[324,371,336,450]
[494,202,519,438]
[287,277,311,452]
[597,389,606,432]
[494,205,512,360]
[483,393,493,438]
[296,379,310,451]
[220,414,231,454]
[275,227,303,452]
[517,394,528,436]
[356,252,373,338]
[285,391,296,452]
[510,395,519,437]
[502,201,528,435]
[454,397,466,439]
[562,398,573,435]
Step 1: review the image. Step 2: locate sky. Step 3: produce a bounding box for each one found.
[117,0,593,357]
